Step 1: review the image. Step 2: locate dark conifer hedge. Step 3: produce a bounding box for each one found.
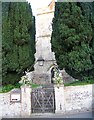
[51,2,94,81]
[2,2,35,85]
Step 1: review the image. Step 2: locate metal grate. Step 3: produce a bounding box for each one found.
[31,86,55,113]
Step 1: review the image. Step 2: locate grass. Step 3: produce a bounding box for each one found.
[64,79,94,86]
[0,79,94,93]
[0,83,41,93]
[31,84,41,88]
[0,83,21,93]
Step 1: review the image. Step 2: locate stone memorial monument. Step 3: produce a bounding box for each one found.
[33,0,56,84]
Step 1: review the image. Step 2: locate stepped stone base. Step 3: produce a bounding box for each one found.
[32,72,51,85]
[25,71,52,85]
[61,69,76,84]
[25,69,76,85]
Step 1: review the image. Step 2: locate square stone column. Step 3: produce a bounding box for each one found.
[54,85,65,113]
[21,85,32,117]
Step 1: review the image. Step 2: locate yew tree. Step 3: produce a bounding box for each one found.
[2,2,35,85]
[51,2,93,80]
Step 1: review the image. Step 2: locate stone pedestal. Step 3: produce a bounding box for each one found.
[21,85,31,116]
[54,85,65,113]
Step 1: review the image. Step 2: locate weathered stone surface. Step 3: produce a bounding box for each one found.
[61,69,76,84]
[92,84,94,111]
[21,86,32,116]
[54,84,93,114]
[64,84,93,113]
[0,87,32,118]
[54,85,65,113]
[0,91,21,118]
[34,0,56,82]
[32,72,51,84]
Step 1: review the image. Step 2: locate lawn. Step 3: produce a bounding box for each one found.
[0,83,41,93]
[0,79,94,93]
[64,79,94,86]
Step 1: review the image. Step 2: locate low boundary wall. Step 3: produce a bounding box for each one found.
[0,84,93,118]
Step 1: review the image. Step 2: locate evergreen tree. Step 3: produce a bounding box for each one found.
[77,2,94,78]
[2,2,35,85]
[51,2,93,80]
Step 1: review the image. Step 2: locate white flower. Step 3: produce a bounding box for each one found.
[19,71,32,86]
[53,69,63,87]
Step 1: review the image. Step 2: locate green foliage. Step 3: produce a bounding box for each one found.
[77,2,94,74]
[2,72,22,85]
[2,2,35,85]
[0,83,41,93]
[64,79,94,86]
[0,83,21,93]
[0,84,14,93]
[51,2,94,81]
[31,84,41,88]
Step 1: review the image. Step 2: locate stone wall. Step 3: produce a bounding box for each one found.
[0,86,32,118]
[64,84,93,113]
[0,84,93,118]
[55,84,93,114]
[0,92,21,118]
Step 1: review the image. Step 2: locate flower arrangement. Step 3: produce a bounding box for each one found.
[19,71,32,86]
[53,68,63,88]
